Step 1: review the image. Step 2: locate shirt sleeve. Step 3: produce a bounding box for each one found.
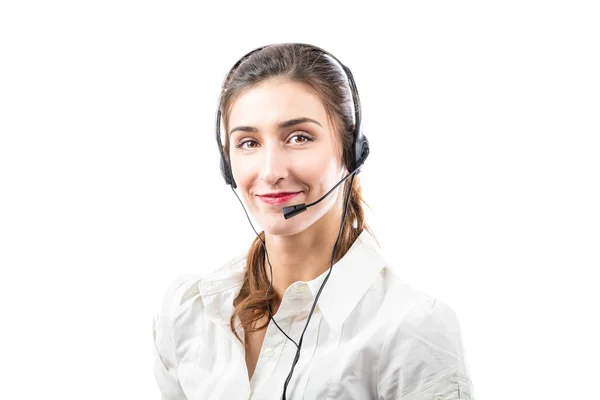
[377,297,475,399]
[152,276,194,400]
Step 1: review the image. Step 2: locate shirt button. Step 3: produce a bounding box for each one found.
[296,284,307,293]
[264,347,275,358]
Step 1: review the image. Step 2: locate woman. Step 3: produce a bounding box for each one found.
[153,43,474,399]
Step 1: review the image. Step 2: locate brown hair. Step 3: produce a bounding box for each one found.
[218,44,377,343]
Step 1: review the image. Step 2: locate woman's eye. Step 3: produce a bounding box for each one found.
[236,139,258,149]
[289,134,314,144]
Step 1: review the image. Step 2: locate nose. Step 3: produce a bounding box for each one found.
[260,143,288,185]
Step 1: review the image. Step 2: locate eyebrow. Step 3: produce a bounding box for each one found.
[228,117,323,136]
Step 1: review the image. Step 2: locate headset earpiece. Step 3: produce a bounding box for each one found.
[220,154,236,188]
[352,133,370,173]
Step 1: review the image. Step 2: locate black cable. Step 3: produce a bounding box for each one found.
[280,172,356,399]
[231,186,299,347]
[229,170,357,399]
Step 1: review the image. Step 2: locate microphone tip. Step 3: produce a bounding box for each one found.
[282,204,307,219]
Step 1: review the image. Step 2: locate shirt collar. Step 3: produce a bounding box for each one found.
[305,229,386,330]
[197,229,387,331]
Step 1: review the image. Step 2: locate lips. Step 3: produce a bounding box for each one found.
[257,192,301,205]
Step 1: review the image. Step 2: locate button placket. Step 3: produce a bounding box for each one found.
[281,296,322,396]
[251,291,298,395]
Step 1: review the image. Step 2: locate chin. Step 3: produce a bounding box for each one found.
[260,216,310,237]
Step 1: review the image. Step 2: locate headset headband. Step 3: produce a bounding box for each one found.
[215,44,369,189]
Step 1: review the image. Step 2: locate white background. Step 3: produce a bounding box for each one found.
[1,1,598,399]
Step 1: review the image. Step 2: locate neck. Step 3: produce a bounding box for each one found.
[263,191,347,300]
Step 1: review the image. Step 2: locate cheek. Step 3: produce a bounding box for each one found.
[230,156,256,187]
[303,158,341,190]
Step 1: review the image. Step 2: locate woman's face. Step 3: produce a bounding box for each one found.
[227,78,346,237]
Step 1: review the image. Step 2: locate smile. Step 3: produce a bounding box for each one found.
[257,192,301,205]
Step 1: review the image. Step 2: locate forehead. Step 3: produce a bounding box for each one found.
[227,78,330,130]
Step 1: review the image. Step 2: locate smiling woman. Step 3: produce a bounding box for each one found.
[152,43,475,400]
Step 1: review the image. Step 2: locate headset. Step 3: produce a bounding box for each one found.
[215,43,370,399]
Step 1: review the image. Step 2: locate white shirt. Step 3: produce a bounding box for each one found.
[152,230,475,399]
